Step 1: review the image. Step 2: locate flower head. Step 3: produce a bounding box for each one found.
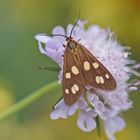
[35,20,140,140]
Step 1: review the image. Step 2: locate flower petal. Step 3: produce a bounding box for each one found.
[104,116,125,140]
[77,98,88,110]
[52,26,66,43]
[52,26,65,35]
[44,48,63,64]
[50,99,68,119]
[50,99,77,119]
[87,25,101,38]
[77,20,88,29]
[77,111,97,132]
[38,40,63,64]
[45,39,60,49]
[35,34,51,43]
[68,104,78,116]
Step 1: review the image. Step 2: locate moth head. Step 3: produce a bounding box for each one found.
[66,37,77,48]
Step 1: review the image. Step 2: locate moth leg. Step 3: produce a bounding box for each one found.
[38,65,48,71]
[38,65,60,72]
[52,96,63,110]
[77,38,81,42]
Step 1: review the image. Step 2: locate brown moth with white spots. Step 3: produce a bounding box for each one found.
[52,19,117,106]
[63,37,117,105]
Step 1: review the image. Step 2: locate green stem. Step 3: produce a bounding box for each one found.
[0,80,59,123]
[95,116,101,137]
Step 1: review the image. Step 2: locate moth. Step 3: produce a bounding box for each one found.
[51,19,117,106]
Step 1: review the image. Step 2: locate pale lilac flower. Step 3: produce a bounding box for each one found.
[35,20,140,140]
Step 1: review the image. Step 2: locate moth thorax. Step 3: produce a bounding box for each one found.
[68,41,77,49]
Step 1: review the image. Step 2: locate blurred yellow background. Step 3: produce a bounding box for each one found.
[0,0,140,140]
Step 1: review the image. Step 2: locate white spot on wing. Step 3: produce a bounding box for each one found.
[95,76,104,84]
[100,76,104,84]
[83,61,90,71]
[71,86,76,94]
[66,72,71,79]
[95,76,100,84]
[105,74,109,79]
[73,84,79,91]
[65,89,69,94]
[71,66,79,75]
[92,62,99,69]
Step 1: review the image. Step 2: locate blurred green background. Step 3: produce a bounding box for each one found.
[0,0,140,140]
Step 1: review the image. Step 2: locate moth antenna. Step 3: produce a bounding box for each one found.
[38,33,68,39]
[50,34,69,39]
[69,11,81,38]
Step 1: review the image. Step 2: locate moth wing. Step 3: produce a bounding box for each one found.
[76,44,117,90]
[62,48,85,106]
